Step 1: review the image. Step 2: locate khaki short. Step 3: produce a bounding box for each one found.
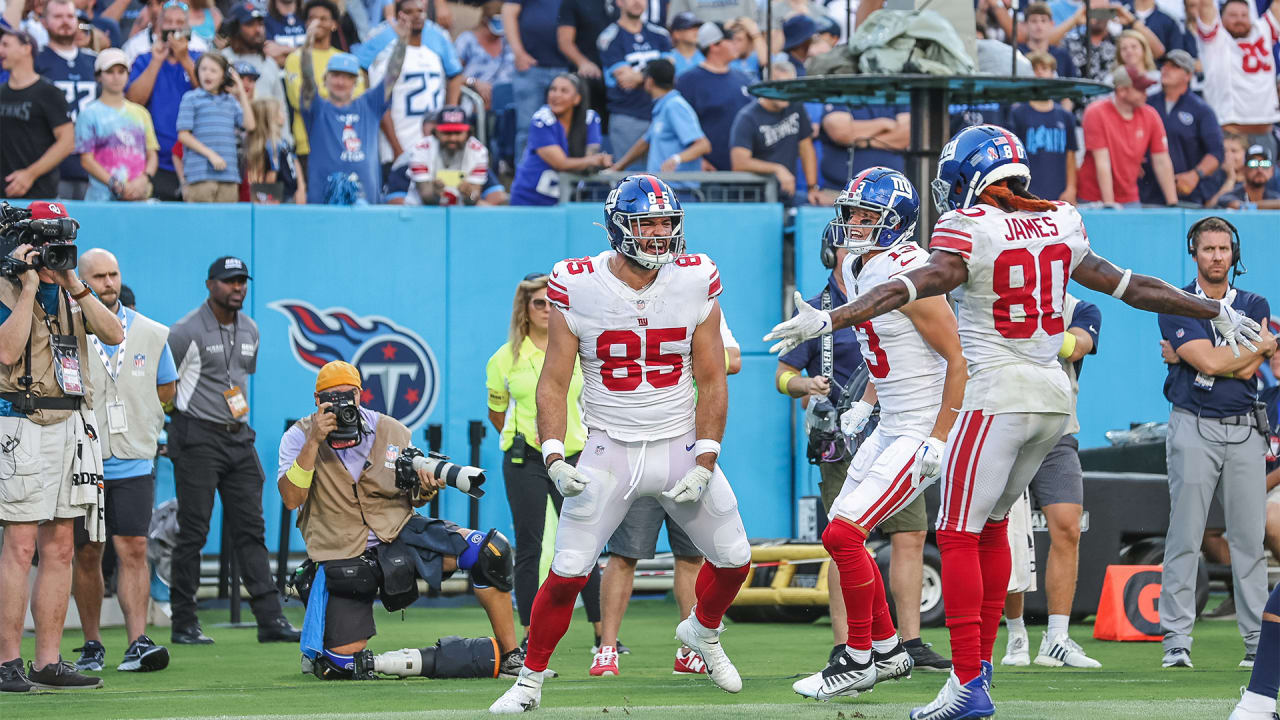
[185,180,240,203]
[818,458,851,514]
[819,457,928,534]
[0,413,82,523]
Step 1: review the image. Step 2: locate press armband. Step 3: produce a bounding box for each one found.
[1112,268,1132,299]
[286,462,313,489]
[1058,331,1078,359]
[778,370,799,394]
[540,439,566,464]
[896,275,918,304]
[693,439,721,458]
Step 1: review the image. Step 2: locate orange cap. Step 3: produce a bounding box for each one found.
[315,361,362,392]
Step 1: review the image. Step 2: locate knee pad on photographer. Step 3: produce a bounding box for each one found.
[467,529,515,592]
[458,530,485,570]
[313,649,375,680]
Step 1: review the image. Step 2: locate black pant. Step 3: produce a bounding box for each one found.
[152,168,183,202]
[168,412,282,628]
[503,446,601,627]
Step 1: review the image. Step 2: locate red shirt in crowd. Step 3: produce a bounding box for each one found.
[1077,97,1169,205]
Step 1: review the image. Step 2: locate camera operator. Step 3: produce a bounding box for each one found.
[280,361,524,680]
[0,202,124,693]
[166,256,299,646]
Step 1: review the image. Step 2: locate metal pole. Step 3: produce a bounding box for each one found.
[1010,0,1019,76]
[765,0,773,81]
[467,421,485,531]
[908,86,950,246]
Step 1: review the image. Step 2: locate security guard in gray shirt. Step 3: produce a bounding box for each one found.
[166,256,299,646]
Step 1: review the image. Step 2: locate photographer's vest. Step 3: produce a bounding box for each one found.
[85,308,169,460]
[0,281,92,425]
[294,413,414,562]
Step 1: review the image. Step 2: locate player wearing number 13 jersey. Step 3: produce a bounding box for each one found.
[491,175,751,714]
[766,124,1264,720]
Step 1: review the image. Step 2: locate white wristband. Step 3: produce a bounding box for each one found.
[693,439,721,458]
[896,274,918,304]
[540,439,566,464]
[669,154,682,166]
[1111,268,1132,299]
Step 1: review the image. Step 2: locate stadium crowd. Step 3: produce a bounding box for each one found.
[2,0,1279,208]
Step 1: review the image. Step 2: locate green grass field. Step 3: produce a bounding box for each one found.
[0,596,1258,720]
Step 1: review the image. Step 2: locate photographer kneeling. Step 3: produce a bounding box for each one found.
[279,361,522,681]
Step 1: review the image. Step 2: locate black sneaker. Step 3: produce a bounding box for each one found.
[73,641,105,671]
[258,616,301,643]
[0,658,33,693]
[171,623,214,645]
[500,647,526,678]
[118,635,170,672]
[27,659,103,689]
[904,640,952,672]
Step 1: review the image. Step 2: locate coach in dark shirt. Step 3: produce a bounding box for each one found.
[1142,50,1222,206]
[0,29,73,199]
[729,62,819,206]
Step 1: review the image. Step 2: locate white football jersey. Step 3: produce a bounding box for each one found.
[370,44,449,163]
[547,250,722,442]
[398,135,489,206]
[929,202,1091,415]
[841,242,947,415]
[1196,13,1280,125]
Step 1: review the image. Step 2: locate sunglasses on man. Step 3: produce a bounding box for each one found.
[1246,158,1273,169]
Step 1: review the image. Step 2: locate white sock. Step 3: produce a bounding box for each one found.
[519,667,544,685]
[1006,616,1026,635]
[1241,690,1276,713]
[1047,614,1069,639]
[872,635,900,653]
[845,646,872,664]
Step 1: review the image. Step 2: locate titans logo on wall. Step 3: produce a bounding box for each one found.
[270,300,440,428]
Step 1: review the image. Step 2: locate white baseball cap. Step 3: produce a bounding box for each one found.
[94,48,129,73]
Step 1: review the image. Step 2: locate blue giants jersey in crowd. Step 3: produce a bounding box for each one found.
[1009,102,1077,201]
[599,21,672,119]
[35,47,98,183]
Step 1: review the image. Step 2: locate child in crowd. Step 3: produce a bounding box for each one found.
[176,53,255,202]
[1008,52,1078,203]
[244,97,305,204]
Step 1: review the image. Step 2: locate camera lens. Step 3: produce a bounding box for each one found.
[337,405,359,424]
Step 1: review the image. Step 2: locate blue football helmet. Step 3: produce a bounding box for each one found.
[604,175,685,269]
[832,166,920,254]
[932,124,1031,213]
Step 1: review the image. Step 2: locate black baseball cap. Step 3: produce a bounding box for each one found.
[208,256,252,281]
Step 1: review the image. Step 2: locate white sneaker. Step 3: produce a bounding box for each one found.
[489,667,543,714]
[675,614,742,693]
[1035,632,1101,668]
[1001,631,1030,667]
[1230,704,1280,720]
[1230,688,1280,719]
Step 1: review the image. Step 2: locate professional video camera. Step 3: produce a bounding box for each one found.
[0,202,80,279]
[395,447,486,500]
[317,388,362,449]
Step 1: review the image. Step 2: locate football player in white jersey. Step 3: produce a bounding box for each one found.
[490,175,752,714]
[766,124,1263,720]
[792,167,968,702]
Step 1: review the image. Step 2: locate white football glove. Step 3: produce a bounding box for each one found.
[840,400,875,437]
[662,465,712,503]
[764,291,834,355]
[1210,290,1262,358]
[912,437,947,486]
[548,459,589,497]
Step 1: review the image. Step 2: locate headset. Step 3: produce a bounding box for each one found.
[820,220,840,269]
[1186,215,1246,281]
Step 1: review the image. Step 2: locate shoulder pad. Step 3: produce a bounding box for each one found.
[672,254,720,299]
[548,256,599,309]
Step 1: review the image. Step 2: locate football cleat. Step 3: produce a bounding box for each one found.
[489,667,543,714]
[873,641,913,682]
[906,641,952,672]
[792,670,824,699]
[589,646,619,677]
[1035,633,1101,668]
[674,647,707,674]
[675,614,741,693]
[1230,687,1280,719]
[1162,647,1193,668]
[980,660,993,695]
[909,671,995,720]
[1001,631,1030,666]
[815,650,876,701]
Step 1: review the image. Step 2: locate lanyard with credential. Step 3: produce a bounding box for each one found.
[88,310,128,381]
[220,316,238,389]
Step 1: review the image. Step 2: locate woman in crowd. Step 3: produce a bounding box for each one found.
[454,0,512,111]
[265,0,306,63]
[485,273,604,649]
[1115,29,1158,92]
[244,97,306,203]
[509,73,611,206]
[176,54,256,202]
[186,0,222,42]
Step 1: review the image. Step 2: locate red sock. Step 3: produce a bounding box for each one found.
[978,518,1012,664]
[693,562,749,630]
[524,571,588,671]
[868,548,897,642]
[823,519,874,651]
[936,529,982,684]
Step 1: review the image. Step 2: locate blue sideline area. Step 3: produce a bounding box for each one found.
[55,202,1276,551]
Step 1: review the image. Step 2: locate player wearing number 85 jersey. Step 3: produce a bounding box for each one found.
[766,124,1264,720]
[491,175,751,714]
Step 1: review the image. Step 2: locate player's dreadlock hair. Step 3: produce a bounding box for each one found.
[977,177,1058,213]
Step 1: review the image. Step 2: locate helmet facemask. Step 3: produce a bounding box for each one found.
[613,208,686,269]
[834,197,901,255]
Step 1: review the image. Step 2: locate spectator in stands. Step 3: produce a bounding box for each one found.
[1116,28,1159,88]
[556,0,613,123]
[816,100,908,203]
[123,0,209,64]
[77,48,159,201]
[265,0,306,60]
[809,15,839,55]
[75,0,120,48]
[369,0,461,173]
[298,20,404,204]
[1128,0,1186,60]
[1206,132,1248,208]
[184,0,221,44]
[503,0,568,162]
[675,21,751,171]
[176,54,256,202]
[1192,0,1280,157]
[220,2,288,114]
[726,16,766,78]
[509,73,609,206]
[1010,52,1078,203]
[285,0,366,163]
[384,105,491,205]
[456,1,513,110]
[126,1,199,201]
[1218,144,1280,209]
[666,0,755,26]
[666,12,703,75]
[609,58,709,174]
[0,28,73,200]
[36,0,97,200]
[235,62,260,99]
[1078,66,1177,206]
[781,14,816,76]
[1057,0,1140,82]
[599,0,671,171]
[244,97,305,203]
[1142,48,1221,206]
[729,60,819,205]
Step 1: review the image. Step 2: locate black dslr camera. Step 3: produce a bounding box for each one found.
[318,389,362,449]
[0,202,79,279]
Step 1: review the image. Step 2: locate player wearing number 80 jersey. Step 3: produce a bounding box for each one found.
[765,124,1264,720]
[491,175,751,714]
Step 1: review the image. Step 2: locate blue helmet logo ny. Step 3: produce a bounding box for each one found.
[270,300,439,428]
